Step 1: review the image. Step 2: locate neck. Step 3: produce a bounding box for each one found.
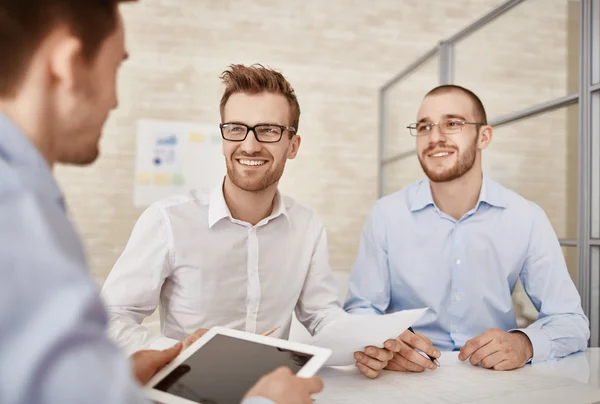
[0,89,56,167]
[223,176,278,226]
[430,165,483,220]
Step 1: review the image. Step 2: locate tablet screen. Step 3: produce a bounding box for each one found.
[152,334,314,404]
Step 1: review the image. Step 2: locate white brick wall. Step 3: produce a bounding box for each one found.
[54,0,578,295]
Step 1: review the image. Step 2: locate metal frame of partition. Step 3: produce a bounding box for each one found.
[378,0,600,346]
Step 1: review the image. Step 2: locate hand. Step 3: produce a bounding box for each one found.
[459,328,533,371]
[353,345,394,379]
[244,367,324,404]
[384,329,440,373]
[130,342,182,385]
[181,328,209,350]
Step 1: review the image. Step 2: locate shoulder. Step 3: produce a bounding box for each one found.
[140,189,209,222]
[282,194,324,227]
[0,157,25,201]
[487,178,546,219]
[371,179,425,217]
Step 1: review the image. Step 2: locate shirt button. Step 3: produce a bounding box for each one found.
[454,328,460,332]
[456,293,461,301]
[455,258,461,265]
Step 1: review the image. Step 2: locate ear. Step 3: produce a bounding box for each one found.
[477,125,493,150]
[48,34,85,92]
[286,135,301,159]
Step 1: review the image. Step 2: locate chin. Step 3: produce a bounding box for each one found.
[58,146,100,166]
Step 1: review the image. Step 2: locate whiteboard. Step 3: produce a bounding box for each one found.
[134,118,225,207]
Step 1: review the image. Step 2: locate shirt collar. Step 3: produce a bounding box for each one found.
[208,182,289,228]
[410,174,507,213]
[0,114,64,210]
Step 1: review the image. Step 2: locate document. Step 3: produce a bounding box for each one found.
[315,352,600,404]
[312,308,428,366]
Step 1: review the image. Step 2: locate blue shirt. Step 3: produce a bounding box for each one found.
[0,114,272,404]
[344,176,589,363]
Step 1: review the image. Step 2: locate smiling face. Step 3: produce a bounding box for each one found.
[415,90,491,183]
[222,91,300,192]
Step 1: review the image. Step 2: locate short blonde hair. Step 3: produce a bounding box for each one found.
[219,64,301,132]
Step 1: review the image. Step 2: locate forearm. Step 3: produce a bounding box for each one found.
[106,312,180,354]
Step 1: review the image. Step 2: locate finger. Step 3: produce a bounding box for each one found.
[155,343,182,366]
[385,360,408,372]
[388,353,426,372]
[480,351,507,369]
[356,362,380,379]
[414,331,433,345]
[492,359,515,371]
[354,352,387,371]
[459,331,494,361]
[469,340,500,366]
[399,345,437,370]
[384,339,403,353]
[298,376,324,394]
[364,346,394,362]
[400,330,440,359]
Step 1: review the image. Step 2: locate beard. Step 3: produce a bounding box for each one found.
[56,131,101,166]
[418,136,477,183]
[226,151,286,192]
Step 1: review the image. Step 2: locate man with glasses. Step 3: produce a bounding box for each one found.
[100,64,349,359]
[0,0,323,402]
[344,84,589,378]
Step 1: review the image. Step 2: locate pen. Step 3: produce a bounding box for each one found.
[262,326,280,337]
[407,326,440,367]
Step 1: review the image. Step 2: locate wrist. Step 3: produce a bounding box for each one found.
[513,331,534,360]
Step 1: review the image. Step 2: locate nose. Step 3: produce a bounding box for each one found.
[428,123,446,144]
[239,129,262,154]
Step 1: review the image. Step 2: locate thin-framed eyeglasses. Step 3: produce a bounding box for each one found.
[406,118,484,137]
[220,122,296,143]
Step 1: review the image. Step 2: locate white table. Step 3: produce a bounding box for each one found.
[315,349,600,404]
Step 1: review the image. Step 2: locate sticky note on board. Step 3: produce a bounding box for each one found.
[153,173,170,185]
[188,132,205,143]
[136,172,150,185]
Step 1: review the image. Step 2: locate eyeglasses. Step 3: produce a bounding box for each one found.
[406,118,484,137]
[220,122,296,143]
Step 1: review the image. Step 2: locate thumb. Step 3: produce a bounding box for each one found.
[154,342,182,367]
[298,376,324,394]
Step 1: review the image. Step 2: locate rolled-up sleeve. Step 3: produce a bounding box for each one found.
[101,204,179,354]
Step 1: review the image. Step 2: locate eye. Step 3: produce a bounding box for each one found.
[417,123,431,132]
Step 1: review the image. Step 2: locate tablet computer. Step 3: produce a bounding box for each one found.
[144,326,331,404]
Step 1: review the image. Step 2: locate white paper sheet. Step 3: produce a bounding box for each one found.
[312,308,428,366]
[315,352,600,404]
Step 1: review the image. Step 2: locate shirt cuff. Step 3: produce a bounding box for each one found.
[242,397,275,404]
[147,336,181,351]
[511,328,551,364]
[344,307,381,316]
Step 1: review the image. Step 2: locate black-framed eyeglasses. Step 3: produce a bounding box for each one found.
[219,122,297,143]
[406,118,484,137]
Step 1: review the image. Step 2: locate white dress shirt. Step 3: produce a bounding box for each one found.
[101,186,345,354]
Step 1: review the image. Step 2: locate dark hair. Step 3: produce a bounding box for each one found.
[425,84,488,125]
[0,0,135,97]
[220,64,301,132]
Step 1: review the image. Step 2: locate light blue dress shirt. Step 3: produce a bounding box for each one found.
[344,176,589,363]
[0,114,272,404]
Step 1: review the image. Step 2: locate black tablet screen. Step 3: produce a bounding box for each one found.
[152,334,314,404]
